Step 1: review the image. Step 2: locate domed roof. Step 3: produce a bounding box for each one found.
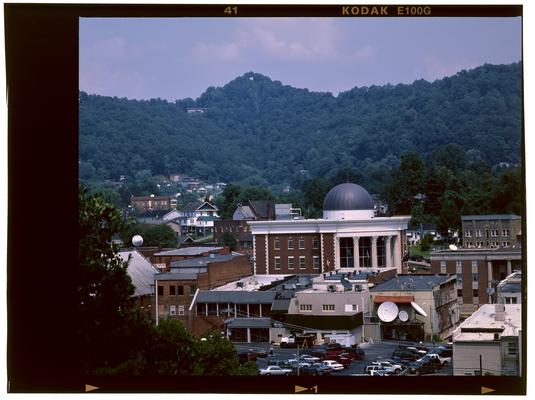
[323,183,374,211]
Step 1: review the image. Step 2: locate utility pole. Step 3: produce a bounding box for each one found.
[297,344,300,376]
[480,355,483,376]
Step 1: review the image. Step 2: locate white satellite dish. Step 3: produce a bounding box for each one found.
[449,244,458,251]
[398,310,409,322]
[411,301,428,317]
[377,301,399,322]
[132,235,143,247]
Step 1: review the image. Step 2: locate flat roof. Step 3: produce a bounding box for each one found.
[196,291,277,304]
[155,272,198,281]
[453,304,521,342]
[461,214,521,221]
[370,274,453,292]
[212,275,290,291]
[169,252,242,268]
[154,246,224,256]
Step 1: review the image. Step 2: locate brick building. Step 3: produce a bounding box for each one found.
[151,246,228,271]
[461,214,521,248]
[249,183,410,275]
[430,247,522,317]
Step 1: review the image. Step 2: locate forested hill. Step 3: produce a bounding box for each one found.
[79,63,522,189]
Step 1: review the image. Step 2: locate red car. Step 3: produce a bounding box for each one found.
[332,354,352,367]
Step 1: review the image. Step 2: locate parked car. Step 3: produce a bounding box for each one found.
[407,360,437,375]
[417,354,442,370]
[299,354,321,363]
[260,365,294,376]
[255,349,269,358]
[425,351,451,366]
[237,350,257,362]
[300,363,332,376]
[392,348,419,361]
[322,360,344,371]
[364,365,393,376]
[288,359,312,368]
[372,360,403,374]
[332,354,352,367]
[267,359,293,369]
[348,347,366,359]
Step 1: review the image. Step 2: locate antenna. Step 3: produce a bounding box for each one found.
[449,244,458,251]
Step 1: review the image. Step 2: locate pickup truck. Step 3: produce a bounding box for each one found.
[426,349,452,365]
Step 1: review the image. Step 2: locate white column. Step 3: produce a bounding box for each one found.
[227,302,231,317]
[234,303,237,318]
[216,303,219,316]
[385,236,392,269]
[371,236,378,269]
[394,234,401,274]
[487,261,493,285]
[353,237,360,269]
[205,303,208,317]
[335,236,341,269]
[259,303,263,317]
[247,303,250,318]
[247,328,251,343]
[507,260,512,276]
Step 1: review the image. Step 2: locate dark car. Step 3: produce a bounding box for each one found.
[309,349,327,359]
[300,363,331,376]
[332,354,352,367]
[408,360,436,375]
[392,348,419,361]
[418,355,442,371]
[238,350,257,363]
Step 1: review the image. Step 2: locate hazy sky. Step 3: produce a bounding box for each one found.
[79,17,522,101]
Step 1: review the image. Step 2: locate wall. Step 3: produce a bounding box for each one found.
[288,290,369,316]
[453,341,501,376]
[266,233,322,274]
[322,233,335,272]
[196,255,251,290]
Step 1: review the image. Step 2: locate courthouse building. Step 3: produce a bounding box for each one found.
[249,183,411,275]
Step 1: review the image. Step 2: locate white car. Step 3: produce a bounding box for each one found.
[372,360,403,374]
[288,359,311,368]
[259,366,293,376]
[299,354,321,363]
[322,360,344,371]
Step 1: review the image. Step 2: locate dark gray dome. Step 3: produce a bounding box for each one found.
[323,183,374,211]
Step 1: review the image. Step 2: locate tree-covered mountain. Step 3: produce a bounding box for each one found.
[79,62,522,192]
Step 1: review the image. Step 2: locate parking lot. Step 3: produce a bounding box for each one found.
[235,340,453,376]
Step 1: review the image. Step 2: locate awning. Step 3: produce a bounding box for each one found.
[373,295,414,304]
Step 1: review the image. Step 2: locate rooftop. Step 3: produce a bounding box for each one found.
[461,214,521,221]
[118,250,159,297]
[154,246,224,257]
[453,304,521,342]
[370,274,453,292]
[211,274,290,292]
[155,272,198,281]
[170,252,243,268]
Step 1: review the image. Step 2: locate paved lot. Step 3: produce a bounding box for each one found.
[235,340,452,376]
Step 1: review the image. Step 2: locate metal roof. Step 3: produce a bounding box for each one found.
[196,291,277,304]
[271,298,292,312]
[155,272,198,281]
[370,274,453,292]
[169,253,239,268]
[323,183,374,211]
[499,283,521,293]
[154,246,223,256]
[225,318,273,329]
[461,214,521,221]
[118,250,159,297]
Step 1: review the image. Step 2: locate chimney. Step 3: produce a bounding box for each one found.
[495,304,505,321]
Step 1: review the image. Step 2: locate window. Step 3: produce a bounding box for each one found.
[313,256,320,269]
[471,261,478,270]
[170,286,176,296]
[456,273,462,285]
[457,289,463,297]
[288,256,295,270]
[299,239,305,250]
[189,284,196,296]
[299,256,306,270]
[503,241,510,247]
[473,289,479,298]
[299,304,312,312]
[465,230,472,237]
[511,297,518,304]
[169,305,176,316]
[158,286,163,296]
[440,261,447,274]
[178,305,185,316]
[274,239,280,250]
[313,239,319,250]
[502,229,510,237]
[345,304,358,312]
[508,342,518,356]
[472,273,478,282]
[456,261,462,273]
[177,285,184,295]
[322,304,335,312]
[491,229,498,237]
[475,230,482,238]
[288,239,294,250]
[274,256,281,270]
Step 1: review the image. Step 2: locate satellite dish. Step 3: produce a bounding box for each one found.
[377,301,399,322]
[132,235,143,247]
[449,244,458,251]
[398,310,409,322]
[411,301,428,317]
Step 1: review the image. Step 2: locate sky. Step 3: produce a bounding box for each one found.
[79,17,522,102]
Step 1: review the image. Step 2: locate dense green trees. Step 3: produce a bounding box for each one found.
[80,63,521,189]
[120,220,179,248]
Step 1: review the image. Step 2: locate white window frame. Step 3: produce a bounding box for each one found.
[465,230,472,237]
[456,261,462,273]
[178,305,185,316]
[299,239,305,250]
[502,229,510,237]
[274,256,281,270]
[299,256,306,270]
[475,229,482,238]
[288,256,295,270]
[299,304,312,312]
[169,305,177,316]
[313,256,320,269]
[322,304,335,312]
[288,239,294,250]
[312,239,319,250]
[274,239,280,250]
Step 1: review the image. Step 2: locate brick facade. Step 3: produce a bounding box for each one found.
[266,233,322,274]
[196,255,251,290]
